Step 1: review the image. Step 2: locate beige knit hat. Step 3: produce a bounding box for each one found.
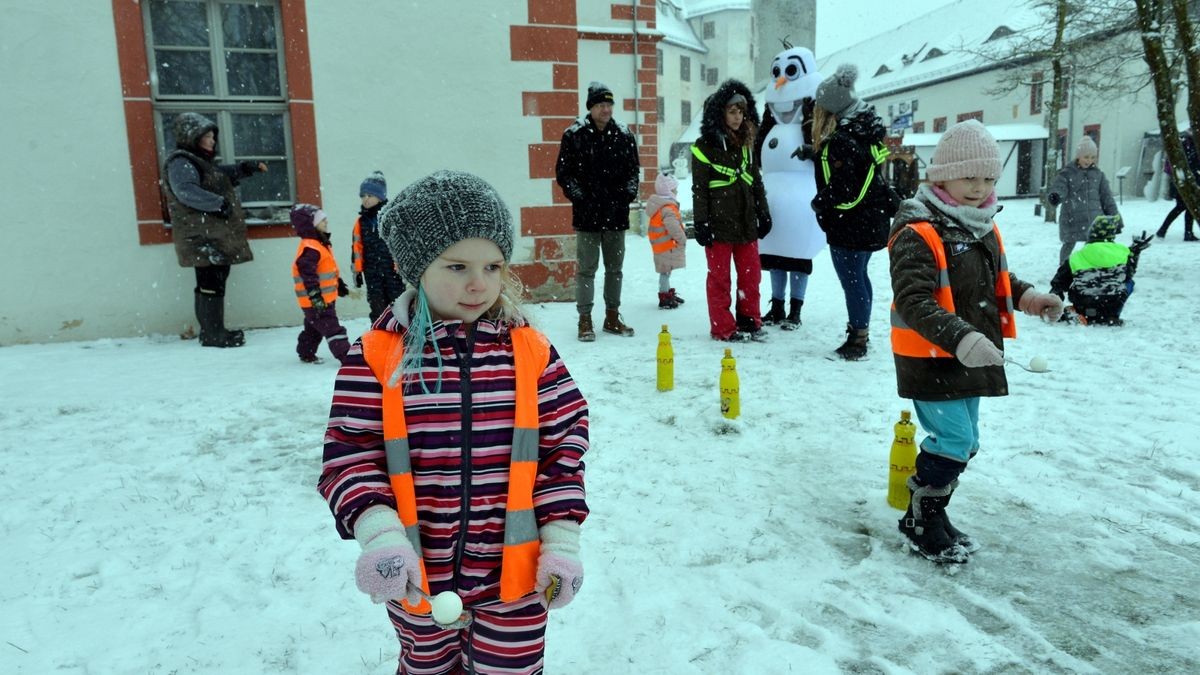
[926,120,1002,182]
[1075,135,1098,158]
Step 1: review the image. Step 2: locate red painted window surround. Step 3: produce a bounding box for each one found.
[111,0,320,246]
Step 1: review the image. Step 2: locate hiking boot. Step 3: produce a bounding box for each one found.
[668,288,685,305]
[658,292,679,309]
[762,298,786,325]
[714,331,751,343]
[834,324,869,360]
[578,314,596,342]
[782,299,803,331]
[603,309,634,337]
[898,477,969,564]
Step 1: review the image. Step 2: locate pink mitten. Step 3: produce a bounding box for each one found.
[1018,290,1065,322]
[955,331,1004,368]
[353,506,423,605]
[535,520,583,610]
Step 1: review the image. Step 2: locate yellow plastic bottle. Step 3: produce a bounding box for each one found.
[887,410,918,510]
[657,324,674,392]
[719,348,739,419]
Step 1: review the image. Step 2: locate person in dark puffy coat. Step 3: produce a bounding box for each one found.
[1155,130,1199,241]
[162,112,267,348]
[691,79,773,342]
[555,82,640,341]
[1047,136,1120,261]
[351,171,406,322]
[811,64,899,360]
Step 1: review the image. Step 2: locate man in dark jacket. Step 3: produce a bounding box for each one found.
[162,112,267,348]
[556,82,640,341]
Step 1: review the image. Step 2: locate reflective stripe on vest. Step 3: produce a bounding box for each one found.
[648,204,681,254]
[888,221,1016,358]
[292,239,340,308]
[820,142,891,211]
[351,218,364,274]
[359,326,551,612]
[691,144,754,188]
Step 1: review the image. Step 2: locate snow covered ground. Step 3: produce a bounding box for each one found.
[3,197,1198,674]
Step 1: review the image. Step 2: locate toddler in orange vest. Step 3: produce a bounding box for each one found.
[887,120,1062,564]
[646,172,687,308]
[317,171,589,673]
[291,203,350,364]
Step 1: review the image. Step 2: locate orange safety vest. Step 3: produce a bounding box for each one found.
[889,221,1016,358]
[292,239,340,309]
[351,218,364,274]
[647,204,681,254]
[359,326,550,612]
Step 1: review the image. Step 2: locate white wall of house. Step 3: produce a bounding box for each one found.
[656,41,707,167]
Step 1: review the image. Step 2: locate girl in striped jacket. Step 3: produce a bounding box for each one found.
[318,171,589,674]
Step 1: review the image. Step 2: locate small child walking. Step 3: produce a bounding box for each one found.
[1050,215,1152,326]
[888,120,1063,564]
[351,171,408,322]
[645,172,687,309]
[1048,136,1121,262]
[291,203,350,364]
[318,171,589,673]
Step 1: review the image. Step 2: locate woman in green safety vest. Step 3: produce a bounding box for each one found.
[811,64,900,360]
[691,79,773,343]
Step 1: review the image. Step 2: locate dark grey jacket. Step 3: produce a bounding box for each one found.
[555,116,640,232]
[888,193,1033,400]
[1048,163,1119,243]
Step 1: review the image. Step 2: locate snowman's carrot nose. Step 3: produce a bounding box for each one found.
[775,76,787,89]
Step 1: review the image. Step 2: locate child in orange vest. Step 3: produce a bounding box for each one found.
[646,172,688,308]
[317,171,589,673]
[291,203,350,364]
[888,120,1062,564]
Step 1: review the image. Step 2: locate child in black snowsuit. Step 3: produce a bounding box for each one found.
[1050,215,1152,326]
[351,171,407,322]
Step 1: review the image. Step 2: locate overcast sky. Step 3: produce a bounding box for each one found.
[814,0,956,56]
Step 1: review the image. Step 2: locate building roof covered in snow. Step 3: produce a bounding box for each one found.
[657,0,707,52]
[682,0,752,19]
[816,0,1049,100]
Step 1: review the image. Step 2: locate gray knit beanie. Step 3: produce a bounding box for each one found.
[378,170,514,284]
[1075,135,1098,158]
[926,120,1002,182]
[815,64,859,118]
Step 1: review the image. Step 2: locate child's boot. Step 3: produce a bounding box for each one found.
[939,480,980,553]
[578,314,596,342]
[668,288,685,305]
[898,477,969,564]
[762,298,785,325]
[658,292,679,309]
[782,299,803,331]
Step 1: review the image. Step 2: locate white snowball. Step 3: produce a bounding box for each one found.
[1029,356,1049,372]
[431,591,463,624]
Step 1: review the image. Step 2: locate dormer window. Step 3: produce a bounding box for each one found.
[986,26,1015,41]
[875,64,892,76]
[922,48,945,61]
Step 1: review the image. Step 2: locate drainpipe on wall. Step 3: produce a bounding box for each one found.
[630,0,645,233]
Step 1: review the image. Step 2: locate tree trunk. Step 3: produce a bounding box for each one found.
[1040,0,1069,222]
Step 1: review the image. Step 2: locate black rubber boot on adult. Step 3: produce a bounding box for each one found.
[762,298,786,325]
[782,299,803,331]
[195,292,244,348]
[834,324,869,360]
[212,295,245,346]
[940,480,980,553]
[898,477,969,564]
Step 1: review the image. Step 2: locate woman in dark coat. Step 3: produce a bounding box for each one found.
[811,64,898,360]
[162,112,267,347]
[691,79,773,342]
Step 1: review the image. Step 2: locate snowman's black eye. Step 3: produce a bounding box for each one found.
[785,64,799,79]
[772,65,781,78]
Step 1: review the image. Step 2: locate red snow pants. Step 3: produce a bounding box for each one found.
[385,593,548,674]
[704,240,762,339]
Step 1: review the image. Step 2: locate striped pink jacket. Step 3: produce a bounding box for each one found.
[318,310,589,606]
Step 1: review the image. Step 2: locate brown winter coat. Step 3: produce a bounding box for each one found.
[645,194,687,273]
[888,191,1033,401]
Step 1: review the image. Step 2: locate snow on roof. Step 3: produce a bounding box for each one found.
[682,0,751,19]
[904,123,1049,147]
[816,0,1044,100]
[657,0,707,52]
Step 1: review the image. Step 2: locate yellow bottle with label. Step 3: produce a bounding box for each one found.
[887,410,917,510]
[657,324,674,392]
[719,348,739,419]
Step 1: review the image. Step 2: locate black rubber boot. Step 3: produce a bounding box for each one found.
[782,299,803,331]
[212,294,245,345]
[834,324,869,360]
[195,291,244,348]
[940,480,980,553]
[762,298,786,325]
[898,477,969,564]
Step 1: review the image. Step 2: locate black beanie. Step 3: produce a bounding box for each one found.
[586,81,614,110]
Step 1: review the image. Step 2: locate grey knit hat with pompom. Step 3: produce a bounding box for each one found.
[378,170,514,284]
[815,63,860,118]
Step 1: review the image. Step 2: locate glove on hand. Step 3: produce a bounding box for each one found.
[214,200,232,220]
[1019,290,1064,322]
[693,221,714,247]
[353,506,424,605]
[306,287,327,312]
[757,215,773,240]
[337,278,349,297]
[790,144,814,161]
[354,272,364,288]
[955,331,1004,368]
[1046,192,1061,206]
[1130,231,1153,254]
[535,520,583,610]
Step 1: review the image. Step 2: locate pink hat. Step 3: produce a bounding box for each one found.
[654,172,678,197]
[926,120,1002,182]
